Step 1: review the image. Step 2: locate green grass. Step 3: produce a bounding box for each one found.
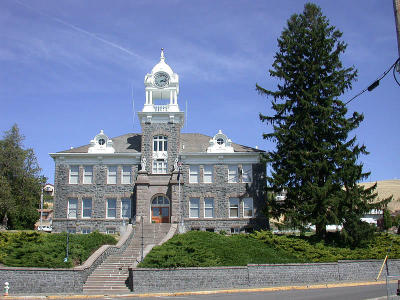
[138,231,400,268]
[138,231,302,268]
[0,231,117,268]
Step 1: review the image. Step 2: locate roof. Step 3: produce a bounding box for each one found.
[57,133,263,154]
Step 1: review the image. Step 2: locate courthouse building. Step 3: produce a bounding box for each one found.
[50,50,267,234]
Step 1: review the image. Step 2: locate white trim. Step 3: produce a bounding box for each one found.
[69,166,79,184]
[229,198,239,218]
[107,166,117,184]
[243,198,253,218]
[106,198,117,219]
[50,153,141,165]
[189,165,199,183]
[121,198,132,219]
[67,198,78,219]
[180,152,260,164]
[82,198,92,219]
[204,197,214,218]
[83,165,93,184]
[121,166,132,184]
[203,165,213,183]
[189,198,200,218]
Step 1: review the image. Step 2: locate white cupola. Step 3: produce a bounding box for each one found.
[138,49,184,125]
[142,49,180,113]
[88,130,115,153]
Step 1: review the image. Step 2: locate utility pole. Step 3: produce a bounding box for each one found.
[394,0,400,58]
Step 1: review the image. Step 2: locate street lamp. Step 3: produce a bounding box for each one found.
[64,212,74,263]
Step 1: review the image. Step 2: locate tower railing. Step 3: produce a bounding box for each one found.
[154,104,169,112]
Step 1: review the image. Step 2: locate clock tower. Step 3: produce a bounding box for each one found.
[137,49,184,174]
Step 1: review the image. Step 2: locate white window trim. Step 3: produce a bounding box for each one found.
[229,198,239,218]
[106,198,117,219]
[243,198,254,218]
[228,165,238,183]
[204,197,214,218]
[121,166,132,184]
[121,198,132,219]
[82,198,92,219]
[203,165,213,183]
[69,166,79,185]
[189,165,199,183]
[242,164,252,183]
[107,166,117,184]
[189,198,200,218]
[83,166,93,184]
[67,198,78,219]
[152,160,167,174]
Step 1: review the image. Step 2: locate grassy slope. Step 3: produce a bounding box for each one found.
[139,231,400,268]
[139,231,302,268]
[0,231,117,268]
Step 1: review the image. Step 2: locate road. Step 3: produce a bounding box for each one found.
[72,284,389,300]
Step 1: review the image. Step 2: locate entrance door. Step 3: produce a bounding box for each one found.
[151,195,170,223]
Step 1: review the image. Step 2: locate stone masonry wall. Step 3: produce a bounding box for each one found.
[53,163,138,233]
[141,122,181,174]
[181,163,268,232]
[129,260,400,293]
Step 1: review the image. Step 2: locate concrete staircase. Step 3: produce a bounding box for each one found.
[83,222,173,294]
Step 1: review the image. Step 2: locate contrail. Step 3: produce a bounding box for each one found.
[13,0,142,59]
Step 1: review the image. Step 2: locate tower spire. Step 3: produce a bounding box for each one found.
[160,48,165,61]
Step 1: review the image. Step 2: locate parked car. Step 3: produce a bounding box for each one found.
[37,225,52,232]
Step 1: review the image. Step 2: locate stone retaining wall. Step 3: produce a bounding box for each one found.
[0,224,135,294]
[128,260,400,293]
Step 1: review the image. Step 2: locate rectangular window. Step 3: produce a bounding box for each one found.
[107,198,117,219]
[83,166,93,184]
[68,198,78,219]
[152,160,167,174]
[242,164,252,183]
[122,166,132,184]
[121,198,132,219]
[229,198,239,218]
[228,165,238,183]
[243,198,254,218]
[203,165,213,183]
[82,198,92,218]
[69,166,79,184]
[189,198,200,218]
[107,166,117,184]
[204,197,214,218]
[81,227,91,234]
[106,228,115,234]
[189,165,199,183]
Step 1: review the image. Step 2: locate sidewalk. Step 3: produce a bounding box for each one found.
[0,280,388,299]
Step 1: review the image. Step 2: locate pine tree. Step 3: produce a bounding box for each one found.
[0,124,45,229]
[257,3,387,242]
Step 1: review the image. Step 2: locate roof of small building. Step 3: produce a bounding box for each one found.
[58,133,263,154]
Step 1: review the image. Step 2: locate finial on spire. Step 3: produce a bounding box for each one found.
[160,48,165,61]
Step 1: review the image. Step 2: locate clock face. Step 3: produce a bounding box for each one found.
[154,72,170,88]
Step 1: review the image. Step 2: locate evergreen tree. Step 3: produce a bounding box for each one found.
[0,124,45,229]
[257,3,387,242]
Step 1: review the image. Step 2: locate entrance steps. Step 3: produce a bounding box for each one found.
[83,222,174,294]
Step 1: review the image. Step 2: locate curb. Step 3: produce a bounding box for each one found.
[0,280,388,299]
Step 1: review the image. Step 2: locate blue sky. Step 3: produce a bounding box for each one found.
[0,0,399,184]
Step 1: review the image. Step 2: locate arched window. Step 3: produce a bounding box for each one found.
[151,195,170,223]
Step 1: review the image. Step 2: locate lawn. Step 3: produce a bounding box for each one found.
[138,230,400,268]
[0,231,117,268]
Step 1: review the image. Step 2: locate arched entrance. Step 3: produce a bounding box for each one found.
[151,195,170,223]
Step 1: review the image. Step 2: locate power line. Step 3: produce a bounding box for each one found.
[345,58,400,105]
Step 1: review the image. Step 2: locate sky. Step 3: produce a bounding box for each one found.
[0,0,399,184]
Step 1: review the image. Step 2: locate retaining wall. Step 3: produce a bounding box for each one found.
[0,224,135,294]
[128,260,400,293]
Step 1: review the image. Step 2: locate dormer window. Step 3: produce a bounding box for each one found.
[207,130,234,153]
[88,130,115,154]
